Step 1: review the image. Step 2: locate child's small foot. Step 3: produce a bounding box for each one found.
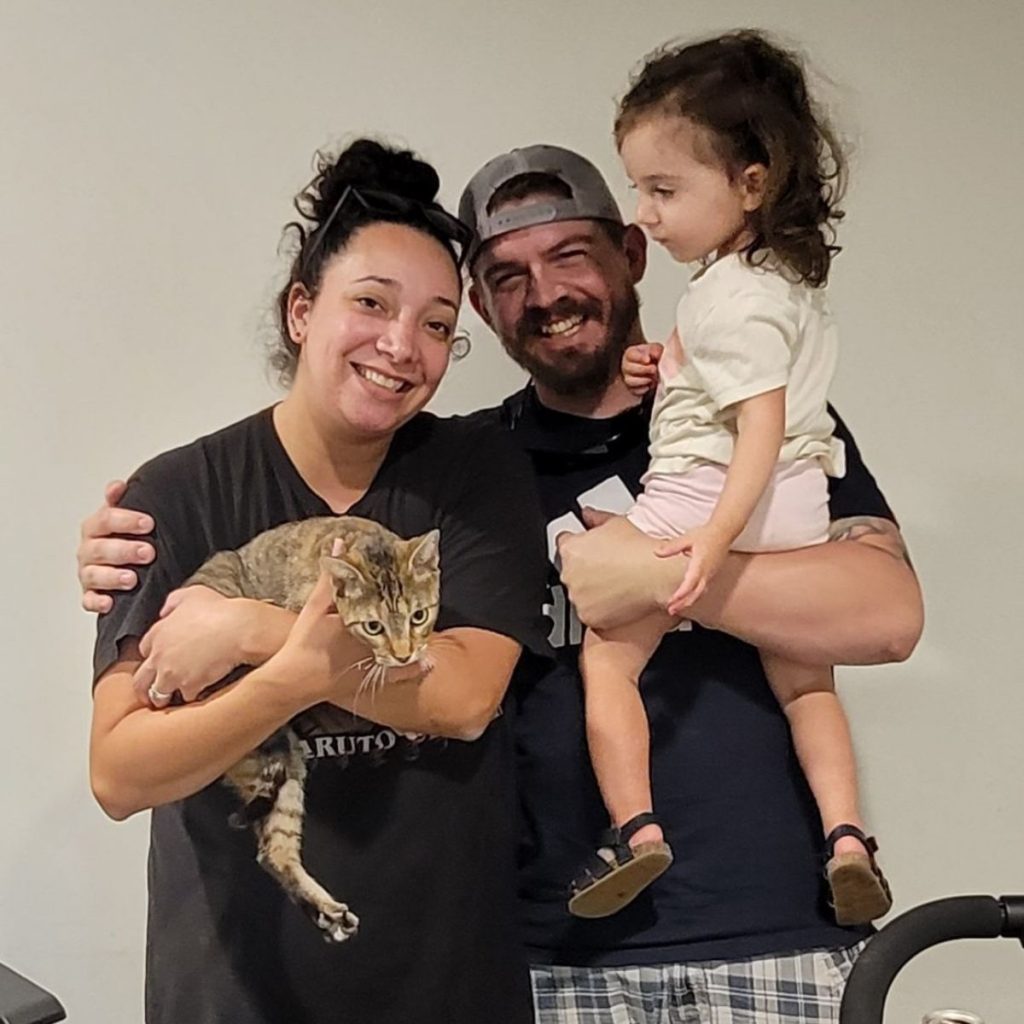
[568,812,673,919]
[824,824,893,926]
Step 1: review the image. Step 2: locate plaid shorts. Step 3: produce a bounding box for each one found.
[531,942,865,1024]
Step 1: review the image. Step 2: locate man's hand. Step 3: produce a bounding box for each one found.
[132,586,251,707]
[78,480,155,612]
[621,342,663,396]
[657,523,733,615]
[557,514,678,629]
[269,573,391,709]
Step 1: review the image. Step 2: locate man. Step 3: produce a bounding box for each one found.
[78,145,922,1022]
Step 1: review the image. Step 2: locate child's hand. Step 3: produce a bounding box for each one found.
[622,343,663,395]
[656,524,732,615]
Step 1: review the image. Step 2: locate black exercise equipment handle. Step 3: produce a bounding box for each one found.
[839,894,1024,1024]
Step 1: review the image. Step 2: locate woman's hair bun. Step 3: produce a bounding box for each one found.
[308,139,441,225]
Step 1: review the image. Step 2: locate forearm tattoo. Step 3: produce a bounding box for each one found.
[828,515,914,571]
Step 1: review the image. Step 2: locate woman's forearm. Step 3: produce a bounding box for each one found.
[91,663,312,820]
[329,629,522,742]
[212,608,513,741]
[237,600,297,664]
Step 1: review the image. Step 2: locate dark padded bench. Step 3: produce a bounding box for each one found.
[0,963,65,1024]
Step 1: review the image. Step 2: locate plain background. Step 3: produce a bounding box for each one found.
[1,1,1021,1020]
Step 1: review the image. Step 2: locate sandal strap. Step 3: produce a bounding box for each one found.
[618,812,663,846]
[568,848,619,898]
[569,816,665,901]
[824,823,879,859]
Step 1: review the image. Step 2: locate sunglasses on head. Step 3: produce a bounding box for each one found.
[301,185,475,273]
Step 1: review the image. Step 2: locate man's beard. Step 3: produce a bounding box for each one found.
[500,288,641,398]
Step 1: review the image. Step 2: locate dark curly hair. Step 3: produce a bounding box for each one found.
[614,30,846,287]
[271,139,462,384]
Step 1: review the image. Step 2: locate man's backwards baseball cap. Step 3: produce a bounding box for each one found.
[459,144,623,267]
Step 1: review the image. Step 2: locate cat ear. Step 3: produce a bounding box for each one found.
[320,555,367,595]
[407,529,440,579]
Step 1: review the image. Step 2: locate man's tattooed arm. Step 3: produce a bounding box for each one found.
[686,513,924,664]
[829,515,915,572]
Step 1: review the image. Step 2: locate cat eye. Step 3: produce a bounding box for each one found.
[362,620,385,635]
[410,608,430,626]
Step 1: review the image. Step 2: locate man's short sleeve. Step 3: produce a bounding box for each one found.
[684,290,794,411]
[433,421,551,659]
[826,405,897,523]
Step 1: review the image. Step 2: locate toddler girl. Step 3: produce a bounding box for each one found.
[570,30,892,927]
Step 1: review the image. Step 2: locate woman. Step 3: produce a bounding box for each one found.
[89,138,548,1024]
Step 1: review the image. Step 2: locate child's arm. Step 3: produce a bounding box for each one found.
[665,386,785,610]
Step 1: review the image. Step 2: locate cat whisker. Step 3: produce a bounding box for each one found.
[356,661,391,707]
[371,663,387,701]
[346,667,372,715]
[353,667,378,711]
[344,656,375,678]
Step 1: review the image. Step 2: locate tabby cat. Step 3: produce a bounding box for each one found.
[186,515,441,943]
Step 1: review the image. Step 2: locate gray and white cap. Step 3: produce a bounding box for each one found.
[459,144,623,267]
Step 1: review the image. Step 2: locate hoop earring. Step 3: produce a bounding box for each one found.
[451,331,471,361]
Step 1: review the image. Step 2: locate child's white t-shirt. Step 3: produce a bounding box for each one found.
[648,252,846,478]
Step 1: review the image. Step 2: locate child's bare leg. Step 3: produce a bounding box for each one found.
[761,651,892,924]
[760,653,864,845]
[582,611,676,848]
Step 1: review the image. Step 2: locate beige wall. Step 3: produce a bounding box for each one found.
[1,1,1021,1020]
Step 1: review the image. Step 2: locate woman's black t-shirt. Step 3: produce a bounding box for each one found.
[93,406,549,1024]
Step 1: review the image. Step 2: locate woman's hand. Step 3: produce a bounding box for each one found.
[657,523,733,615]
[133,587,251,707]
[267,573,404,710]
[621,342,663,396]
[272,573,352,704]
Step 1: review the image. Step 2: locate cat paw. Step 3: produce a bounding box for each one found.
[317,902,360,944]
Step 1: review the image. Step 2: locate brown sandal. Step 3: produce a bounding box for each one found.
[825,824,893,926]
[568,813,673,919]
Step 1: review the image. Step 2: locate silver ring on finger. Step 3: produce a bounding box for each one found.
[148,684,173,704]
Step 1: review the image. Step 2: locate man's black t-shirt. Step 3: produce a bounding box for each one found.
[93,406,549,1024]
[485,385,894,966]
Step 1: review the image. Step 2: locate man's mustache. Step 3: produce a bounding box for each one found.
[516,297,604,343]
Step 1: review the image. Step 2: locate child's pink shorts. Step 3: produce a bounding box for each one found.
[626,460,830,552]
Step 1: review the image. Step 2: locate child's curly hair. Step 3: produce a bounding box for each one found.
[614,30,846,287]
